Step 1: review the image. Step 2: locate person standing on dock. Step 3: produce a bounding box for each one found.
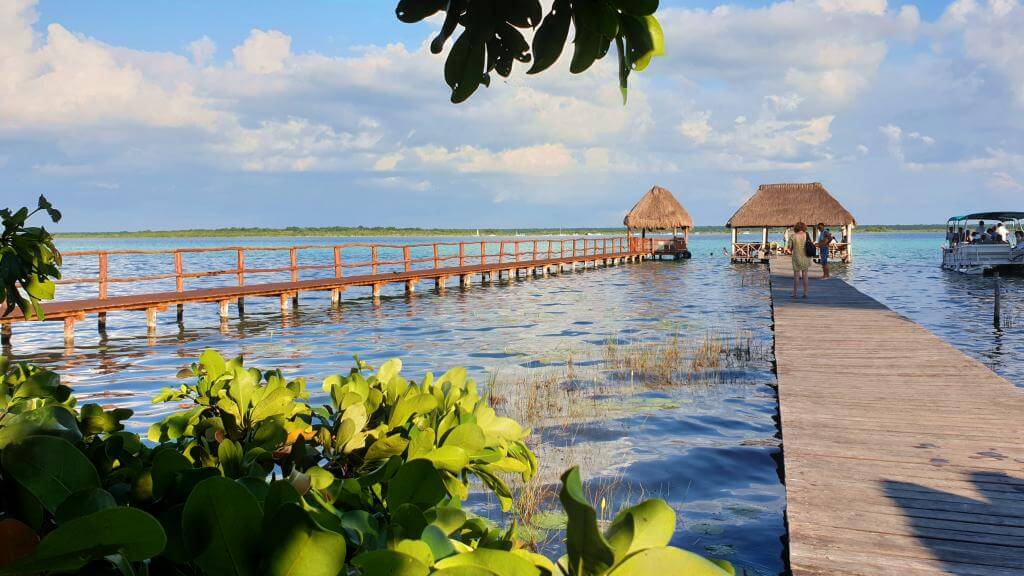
[787,222,811,297]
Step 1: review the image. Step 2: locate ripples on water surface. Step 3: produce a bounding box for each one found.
[6,235,786,576]
[7,232,1023,575]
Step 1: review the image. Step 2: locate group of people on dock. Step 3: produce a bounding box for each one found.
[947,220,1022,246]
[785,222,836,298]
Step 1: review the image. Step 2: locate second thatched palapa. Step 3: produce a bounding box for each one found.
[624,186,693,259]
[727,182,856,263]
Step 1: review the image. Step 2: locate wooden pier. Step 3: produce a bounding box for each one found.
[769,256,1024,575]
[1,237,655,347]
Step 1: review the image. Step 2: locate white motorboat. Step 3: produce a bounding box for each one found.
[942,211,1024,275]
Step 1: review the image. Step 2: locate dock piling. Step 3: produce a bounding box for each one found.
[994,270,1002,328]
[2,323,11,346]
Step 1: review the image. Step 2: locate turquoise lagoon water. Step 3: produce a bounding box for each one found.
[3,232,1022,575]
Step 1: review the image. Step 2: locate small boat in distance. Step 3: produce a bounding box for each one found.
[942,211,1024,275]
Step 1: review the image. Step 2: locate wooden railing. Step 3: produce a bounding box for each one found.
[732,241,851,262]
[58,236,648,300]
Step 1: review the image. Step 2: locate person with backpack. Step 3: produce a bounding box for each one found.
[787,221,812,298]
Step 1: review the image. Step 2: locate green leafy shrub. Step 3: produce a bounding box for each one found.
[1,196,62,320]
[0,352,733,576]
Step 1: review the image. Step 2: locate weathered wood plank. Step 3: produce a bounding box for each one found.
[770,256,1024,575]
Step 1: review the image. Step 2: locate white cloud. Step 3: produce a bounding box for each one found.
[0,16,219,131]
[188,36,216,67]
[232,29,291,74]
[373,153,404,172]
[880,124,937,167]
[988,171,1024,192]
[678,96,835,171]
[816,0,888,15]
[940,0,1024,106]
[658,1,919,106]
[678,111,712,144]
[211,118,382,172]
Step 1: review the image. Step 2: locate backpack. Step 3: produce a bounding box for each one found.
[803,232,817,258]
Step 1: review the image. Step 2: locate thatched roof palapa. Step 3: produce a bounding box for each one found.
[726,182,855,228]
[623,186,694,230]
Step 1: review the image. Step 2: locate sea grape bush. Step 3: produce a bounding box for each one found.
[0,352,733,575]
[395,0,665,103]
[0,197,62,320]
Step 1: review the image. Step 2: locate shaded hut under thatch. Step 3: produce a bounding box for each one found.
[726,182,856,262]
[624,186,694,259]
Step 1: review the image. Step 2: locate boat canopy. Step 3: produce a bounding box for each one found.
[948,211,1024,222]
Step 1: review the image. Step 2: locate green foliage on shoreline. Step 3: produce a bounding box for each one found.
[53,224,948,239]
[1,197,62,320]
[0,352,732,576]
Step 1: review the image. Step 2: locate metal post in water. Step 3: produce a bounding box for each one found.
[994,270,1001,328]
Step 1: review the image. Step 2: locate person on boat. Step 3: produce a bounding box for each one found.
[995,222,1009,243]
[787,221,811,298]
[976,220,987,236]
[1015,231,1024,247]
[946,226,956,245]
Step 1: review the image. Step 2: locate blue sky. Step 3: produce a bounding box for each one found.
[2,0,1023,231]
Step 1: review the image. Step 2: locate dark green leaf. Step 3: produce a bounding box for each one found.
[389,460,448,509]
[352,550,430,576]
[2,435,100,514]
[54,487,116,524]
[1,508,165,574]
[396,0,446,23]
[182,476,262,576]
[528,0,571,74]
[262,503,347,576]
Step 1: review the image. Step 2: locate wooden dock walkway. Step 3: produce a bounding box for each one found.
[1,236,656,347]
[769,256,1024,575]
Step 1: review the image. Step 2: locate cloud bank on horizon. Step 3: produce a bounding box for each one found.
[1,0,1023,230]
